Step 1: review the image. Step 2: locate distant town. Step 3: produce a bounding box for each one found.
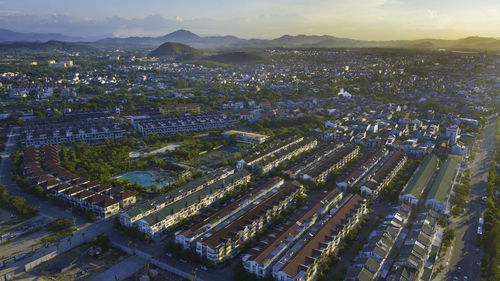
[0,41,498,281]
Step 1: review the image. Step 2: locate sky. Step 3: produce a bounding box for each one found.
[0,0,499,40]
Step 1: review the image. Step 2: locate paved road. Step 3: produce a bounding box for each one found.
[434,115,496,281]
[0,127,88,225]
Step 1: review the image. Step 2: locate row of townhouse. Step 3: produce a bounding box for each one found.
[274,194,367,281]
[256,137,318,174]
[119,166,235,227]
[131,114,235,136]
[345,203,411,281]
[246,137,318,174]
[242,188,344,278]
[285,143,344,179]
[244,136,305,167]
[302,144,360,182]
[22,146,136,219]
[176,177,285,249]
[360,150,408,197]
[336,147,389,190]
[196,181,305,263]
[387,211,439,281]
[135,170,252,238]
[21,112,126,147]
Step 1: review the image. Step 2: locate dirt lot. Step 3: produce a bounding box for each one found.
[35,242,129,281]
[124,265,187,281]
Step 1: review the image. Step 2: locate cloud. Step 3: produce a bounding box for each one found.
[175,16,183,22]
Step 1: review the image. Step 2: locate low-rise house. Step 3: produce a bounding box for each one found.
[242,188,343,278]
[197,181,304,262]
[361,151,407,197]
[275,194,367,281]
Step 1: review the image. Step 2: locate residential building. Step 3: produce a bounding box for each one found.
[196,181,304,262]
[275,194,367,281]
[242,188,343,278]
[222,130,269,144]
[160,103,201,115]
[21,112,125,146]
[136,169,251,238]
[131,114,234,136]
[361,151,407,197]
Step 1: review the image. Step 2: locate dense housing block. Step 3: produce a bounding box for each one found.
[176,177,285,249]
[131,114,235,136]
[242,188,344,278]
[245,137,318,174]
[132,169,251,238]
[361,150,407,197]
[21,112,125,147]
[275,194,367,281]
[196,181,304,263]
[22,146,136,219]
[302,144,360,182]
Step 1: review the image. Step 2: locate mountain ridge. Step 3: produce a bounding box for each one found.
[0,27,498,51]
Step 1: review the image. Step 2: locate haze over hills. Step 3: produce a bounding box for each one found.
[0,40,99,54]
[90,30,500,51]
[148,42,264,64]
[0,28,87,43]
[0,27,499,51]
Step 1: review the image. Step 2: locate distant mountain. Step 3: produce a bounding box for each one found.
[0,28,84,43]
[0,40,99,54]
[149,43,264,65]
[159,29,201,42]
[93,29,500,51]
[148,42,202,59]
[2,28,499,52]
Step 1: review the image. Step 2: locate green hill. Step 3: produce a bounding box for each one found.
[0,40,99,54]
[148,42,202,59]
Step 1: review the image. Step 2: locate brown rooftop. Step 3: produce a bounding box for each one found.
[250,188,341,264]
[202,180,303,249]
[279,194,365,278]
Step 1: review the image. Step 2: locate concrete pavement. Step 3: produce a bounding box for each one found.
[433,115,496,281]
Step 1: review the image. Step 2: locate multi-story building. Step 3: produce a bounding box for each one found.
[22,145,136,219]
[245,137,318,173]
[119,167,235,227]
[135,170,251,238]
[131,114,234,136]
[160,103,201,115]
[176,177,285,249]
[361,151,407,197]
[21,112,125,147]
[302,144,360,182]
[336,148,388,190]
[242,188,343,278]
[275,194,367,281]
[196,181,304,263]
[285,143,343,179]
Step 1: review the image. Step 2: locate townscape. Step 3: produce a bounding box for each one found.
[0,12,499,281]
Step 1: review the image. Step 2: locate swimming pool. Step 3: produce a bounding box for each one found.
[114,170,173,189]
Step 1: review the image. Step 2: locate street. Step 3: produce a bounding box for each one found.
[433,115,496,281]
